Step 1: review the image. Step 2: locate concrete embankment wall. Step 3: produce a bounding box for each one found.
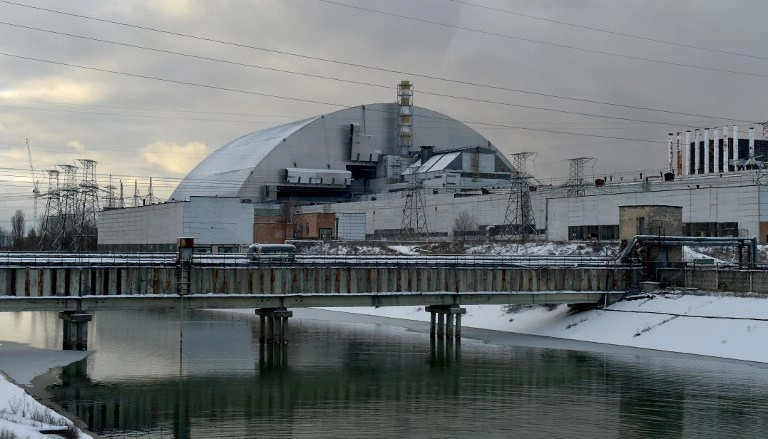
[658,268,768,294]
[0,266,632,296]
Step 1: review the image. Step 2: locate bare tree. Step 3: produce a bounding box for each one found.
[10,209,25,250]
[0,226,11,249]
[453,210,478,242]
[280,196,299,241]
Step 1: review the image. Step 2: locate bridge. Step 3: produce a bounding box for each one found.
[0,248,634,349]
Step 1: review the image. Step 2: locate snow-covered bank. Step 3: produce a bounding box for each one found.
[0,343,92,439]
[323,293,768,364]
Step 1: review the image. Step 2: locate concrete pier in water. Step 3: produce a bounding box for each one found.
[59,311,92,350]
[426,305,467,341]
[256,308,293,344]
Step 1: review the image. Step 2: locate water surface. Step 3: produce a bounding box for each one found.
[2,309,767,438]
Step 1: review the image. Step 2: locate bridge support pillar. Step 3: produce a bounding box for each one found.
[256,308,293,344]
[426,305,466,342]
[59,311,92,351]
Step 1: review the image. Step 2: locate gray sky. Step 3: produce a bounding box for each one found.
[1,0,767,227]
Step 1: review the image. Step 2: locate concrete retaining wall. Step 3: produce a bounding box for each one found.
[658,268,768,294]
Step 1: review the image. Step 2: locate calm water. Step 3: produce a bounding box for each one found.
[3,308,768,438]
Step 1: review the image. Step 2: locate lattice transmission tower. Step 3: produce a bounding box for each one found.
[59,164,80,251]
[132,180,141,207]
[39,169,61,250]
[567,157,595,197]
[502,152,537,239]
[400,183,429,240]
[77,159,100,251]
[104,174,117,209]
[757,122,768,184]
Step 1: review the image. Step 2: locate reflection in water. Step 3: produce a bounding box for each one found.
[10,310,768,438]
[429,337,460,367]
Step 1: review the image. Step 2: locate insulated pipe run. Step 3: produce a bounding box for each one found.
[704,128,710,174]
[685,130,692,175]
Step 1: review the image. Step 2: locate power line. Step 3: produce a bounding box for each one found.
[445,0,768,62]
[0,20,747,128]
[315,0,768,80]
[0,51,670,144]
[0,1,755,122]
[0,51,351,109]
[0,96,304,119]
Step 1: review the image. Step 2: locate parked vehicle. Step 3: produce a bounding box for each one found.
[247,243,297,262]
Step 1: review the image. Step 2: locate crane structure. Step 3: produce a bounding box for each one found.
[25,139,41,232]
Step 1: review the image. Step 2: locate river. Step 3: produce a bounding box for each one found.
[2,308,768,438]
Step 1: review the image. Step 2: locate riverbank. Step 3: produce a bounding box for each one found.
[322,292,768,364]
[0,342,92,439]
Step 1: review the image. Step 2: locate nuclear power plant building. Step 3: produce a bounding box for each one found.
[98,84,768,250]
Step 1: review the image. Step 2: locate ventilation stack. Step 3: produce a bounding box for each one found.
[397,80,414,157]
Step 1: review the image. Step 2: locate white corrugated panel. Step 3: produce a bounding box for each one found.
[337,213,366,240]
[429,152,461,172]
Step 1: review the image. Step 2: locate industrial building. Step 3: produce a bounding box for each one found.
[98,82,768,250]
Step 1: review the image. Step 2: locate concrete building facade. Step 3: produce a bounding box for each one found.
[96,97,768,249]
[98,197,254,252]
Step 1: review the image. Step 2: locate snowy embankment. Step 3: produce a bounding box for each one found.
[324,293,768,363]
[317,242,768,363]
[0,343,92,439]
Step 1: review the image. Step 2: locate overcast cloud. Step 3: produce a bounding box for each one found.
[1,0,767,225]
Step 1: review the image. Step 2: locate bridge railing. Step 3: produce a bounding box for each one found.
[0,252,177,266]
[0,251,623,269]
[192,252,620,268]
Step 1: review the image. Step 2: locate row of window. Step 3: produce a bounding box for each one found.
[568,222,741,241]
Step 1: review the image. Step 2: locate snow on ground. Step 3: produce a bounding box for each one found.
[1,374,93,438]
[322,293,768,364]
[386,245,420,255]
[0,343,90,386]
[465,241,615,257]
[683,246,727,264]
[0,343,92,439]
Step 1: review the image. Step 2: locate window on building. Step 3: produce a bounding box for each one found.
[684,222,739,237]
[568,225,619,241]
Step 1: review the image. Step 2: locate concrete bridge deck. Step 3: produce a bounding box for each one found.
[0,291,624,312]
[0,264,632,310]
[0,259,633,348]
